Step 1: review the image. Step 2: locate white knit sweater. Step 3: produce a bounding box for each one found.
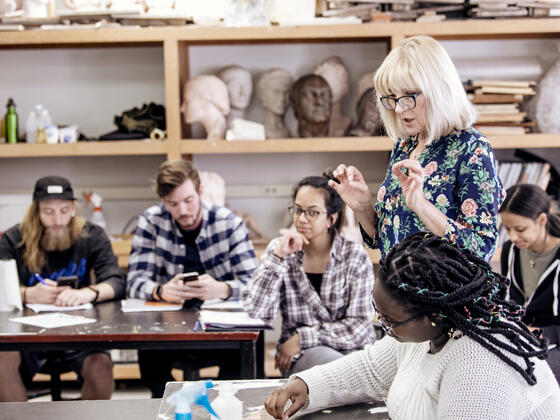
[296,335,560,419]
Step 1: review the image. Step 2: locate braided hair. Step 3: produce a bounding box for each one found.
[378,232,549,385]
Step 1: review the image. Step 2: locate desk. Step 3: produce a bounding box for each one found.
[0,301,260,379]
[0,399,161,420]
[159,380,389,419]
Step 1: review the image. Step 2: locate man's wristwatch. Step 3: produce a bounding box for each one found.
[154,284,163,301]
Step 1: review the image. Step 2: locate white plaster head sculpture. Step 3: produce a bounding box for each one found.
[256,68,294,138]
[356,71,375,102]
[181,74,230,140]
[314,56,351,137]
[217,65,253,126]
[534,58,560,133]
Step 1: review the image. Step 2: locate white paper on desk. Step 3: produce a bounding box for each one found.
[9,313,97,328]
[121,298,182,312]
[200,299,243,310]
[199,310,267,329]
[0,259,23,312]
[26,303,93,313]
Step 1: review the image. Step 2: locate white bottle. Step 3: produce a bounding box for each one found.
[25,105,43,144]
[210,383,242,420]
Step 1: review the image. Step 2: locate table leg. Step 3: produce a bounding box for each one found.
[240,340,256,379]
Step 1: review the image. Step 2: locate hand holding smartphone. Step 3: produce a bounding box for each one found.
[182,272,199,283]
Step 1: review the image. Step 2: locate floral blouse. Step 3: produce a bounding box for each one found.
[364,127,505,262]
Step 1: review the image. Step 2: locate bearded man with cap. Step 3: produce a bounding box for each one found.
[0,175,125,401]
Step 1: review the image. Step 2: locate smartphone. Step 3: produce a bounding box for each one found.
[323,170,341,184]
[57,275,78,288]
[182,272,199,283]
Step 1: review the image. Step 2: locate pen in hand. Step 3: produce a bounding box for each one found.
[194,320,200,332]
[34,273,52,287]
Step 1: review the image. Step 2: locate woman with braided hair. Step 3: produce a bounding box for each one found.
[264,233,560,420]
[500,183,560,382]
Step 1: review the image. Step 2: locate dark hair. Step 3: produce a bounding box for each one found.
[379,232,548,385]
[500,183,560,238]
[155,160,201,198]
[291,173,344,236]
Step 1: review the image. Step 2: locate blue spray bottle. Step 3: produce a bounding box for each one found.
[166,380,220,420]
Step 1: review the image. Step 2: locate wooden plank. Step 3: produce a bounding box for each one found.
[0,140,167,158]
[163,38,182,160]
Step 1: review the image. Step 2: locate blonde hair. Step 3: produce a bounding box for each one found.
[20,201,86,273]
[374,35,476,144]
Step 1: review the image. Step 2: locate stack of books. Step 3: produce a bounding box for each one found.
[466,80,536,135]
[497,160,551,193]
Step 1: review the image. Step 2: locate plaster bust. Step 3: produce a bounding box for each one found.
[356,71,375,102]
[291,74,332,138]
[314,56,351,137]
[217,65,253,127]
[256,68,294,139]
[348,88,382,137]
[180,74,230,140]
[64,0,106,10]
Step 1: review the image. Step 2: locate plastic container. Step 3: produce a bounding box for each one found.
[25,104,44,144]
[210,382,243,420]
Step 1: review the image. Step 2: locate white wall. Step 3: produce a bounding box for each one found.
[0,35,558,237]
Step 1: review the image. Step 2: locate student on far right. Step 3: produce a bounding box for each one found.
[500,183,560,383]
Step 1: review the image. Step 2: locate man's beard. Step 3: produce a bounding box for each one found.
[41,226,73,252]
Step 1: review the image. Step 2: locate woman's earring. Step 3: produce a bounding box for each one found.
[430,321,437,327]
[71,212,76,217]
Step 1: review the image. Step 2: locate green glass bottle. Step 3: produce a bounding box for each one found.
[5,98,18,144]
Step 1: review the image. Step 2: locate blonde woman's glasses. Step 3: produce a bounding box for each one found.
[380,92,422,111]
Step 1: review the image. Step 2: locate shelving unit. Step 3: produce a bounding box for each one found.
[0,18,559,160]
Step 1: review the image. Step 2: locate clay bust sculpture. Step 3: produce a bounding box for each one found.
[291,74,332,138]
[314,56,351,137]
[256,68,294,139]
[180,74,230,140]
[348,87,382,137]
[217,65,253,127]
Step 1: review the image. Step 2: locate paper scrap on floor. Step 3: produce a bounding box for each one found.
[26,303,93,313]
[198,309,268,329]
[10,313,97,328]
[121,298,182,312]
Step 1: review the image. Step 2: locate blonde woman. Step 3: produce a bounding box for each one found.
[331,35,504,261]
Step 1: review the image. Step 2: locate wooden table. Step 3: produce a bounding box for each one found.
[0,301,260,379]
[0,399,161,420]
[160,380,390,419]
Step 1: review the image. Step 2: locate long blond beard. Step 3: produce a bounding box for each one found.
[40,226,74,252]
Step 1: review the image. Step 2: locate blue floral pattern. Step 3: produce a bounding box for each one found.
[372,127,505,262]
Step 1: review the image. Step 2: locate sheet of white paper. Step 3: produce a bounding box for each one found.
[198,310,267,328]
[200,299,243,310]
[0,259,23,312]
[121,299,182,312]
[9,313,97,328]
[26,303,93,313]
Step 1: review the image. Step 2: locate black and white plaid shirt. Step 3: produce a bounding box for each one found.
[243,232,376,352]
[127,202,258,301]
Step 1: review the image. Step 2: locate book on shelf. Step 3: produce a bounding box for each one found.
[474,86,535,95]
[471,80,536,88]
[468,93,524,104]
[477,125,527,135]
[476,112,527,123]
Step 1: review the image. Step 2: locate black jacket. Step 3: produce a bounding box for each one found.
[501,241,560,346]
[0,221,126,299]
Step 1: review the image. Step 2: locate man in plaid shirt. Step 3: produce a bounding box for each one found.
[127,160,258,397]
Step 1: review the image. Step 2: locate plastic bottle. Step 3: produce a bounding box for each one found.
[5,98,18,144]
[210,382,243,420]
[36,107,52,144]
[166,380,220,420]
[25,104,44,144]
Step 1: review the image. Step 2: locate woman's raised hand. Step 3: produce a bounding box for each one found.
[329,164,372,213]
[391,159,426,212]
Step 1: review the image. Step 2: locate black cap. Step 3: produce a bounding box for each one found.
[33,176,76,202]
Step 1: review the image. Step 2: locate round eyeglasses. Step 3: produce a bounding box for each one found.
[379,92,422,111]
[288,206,326,221]
[372,299,425,334]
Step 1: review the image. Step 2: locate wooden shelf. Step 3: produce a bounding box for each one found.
[0,140,168,158]
[0,19,558,47]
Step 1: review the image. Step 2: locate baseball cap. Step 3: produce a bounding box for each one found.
[33,176,76,202]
